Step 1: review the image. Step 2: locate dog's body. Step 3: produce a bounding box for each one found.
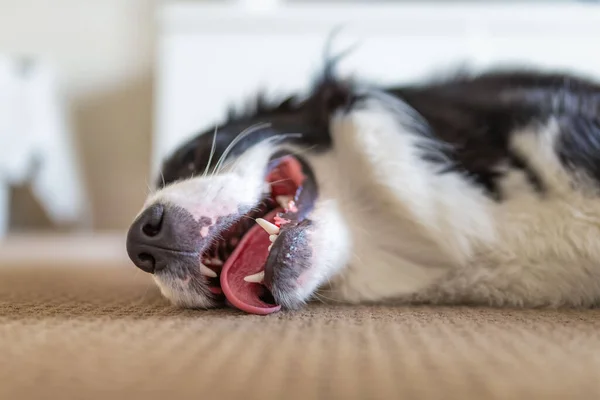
[127,66,600,312]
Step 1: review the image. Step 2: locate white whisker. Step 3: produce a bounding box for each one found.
[279,144,317,158]
[213,122,272,176]
[203,125,219,177]
[268,178,293,186]
[145,180,154,196]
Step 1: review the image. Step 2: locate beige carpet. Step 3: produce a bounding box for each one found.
[2,236,600,399]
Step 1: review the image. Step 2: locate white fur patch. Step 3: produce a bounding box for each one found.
[153,275,215,309]
[321,95,496,303]
[408,120,600,307]
[144,142,276,222]
[458,121,600,307]
[317,96,600,308]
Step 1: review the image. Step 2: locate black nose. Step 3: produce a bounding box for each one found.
[126,204,165,273]
[126,203,202,274]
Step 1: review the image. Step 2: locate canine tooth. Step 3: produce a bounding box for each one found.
[269,234,278,243]
[243,271,265,283]
[268,244,273,251]
[210,258,223,266]
[287,201,298,213]
[200,263,217,278]
[275,195,293,209]
[256,218,280,235]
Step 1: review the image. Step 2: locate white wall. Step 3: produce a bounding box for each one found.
[157,2,600,171]
[0,0,155,230]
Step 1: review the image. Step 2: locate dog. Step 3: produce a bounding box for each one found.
[126,56,600,314]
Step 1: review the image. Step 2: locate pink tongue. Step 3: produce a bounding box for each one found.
[220,209,281,315]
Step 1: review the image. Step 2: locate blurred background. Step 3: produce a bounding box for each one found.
[0,0,599,259]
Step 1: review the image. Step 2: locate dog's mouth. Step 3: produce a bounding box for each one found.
[200,153,316,315]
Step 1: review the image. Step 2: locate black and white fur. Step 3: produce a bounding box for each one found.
[132,61,600,311]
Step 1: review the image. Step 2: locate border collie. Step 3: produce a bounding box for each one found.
[126,53,600,315]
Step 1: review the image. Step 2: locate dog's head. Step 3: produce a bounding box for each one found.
[126,77,354,314]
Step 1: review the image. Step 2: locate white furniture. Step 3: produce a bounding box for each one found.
[155,1,600,175]
[0,56,87,237]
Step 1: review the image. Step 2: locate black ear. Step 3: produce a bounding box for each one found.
[311,27,358,119]
[300,72,355,150]
[316,78,354,118]
[304,69,355,141]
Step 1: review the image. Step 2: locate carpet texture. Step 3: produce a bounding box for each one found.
[2,259,600,399]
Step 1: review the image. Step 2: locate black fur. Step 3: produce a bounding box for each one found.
[388,70,600,199]
[557,115,600,184]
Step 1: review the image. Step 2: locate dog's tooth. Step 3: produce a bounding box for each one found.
[268,244,273,251]
[204,257,216,266]
[269,234,278,243]
[243,271,265,283]
[210,258,223,267]
[256,218,280,235]
[275,195,293,209]
[200,263,217,278]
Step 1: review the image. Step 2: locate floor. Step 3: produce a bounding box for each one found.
[2,234,600,399]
